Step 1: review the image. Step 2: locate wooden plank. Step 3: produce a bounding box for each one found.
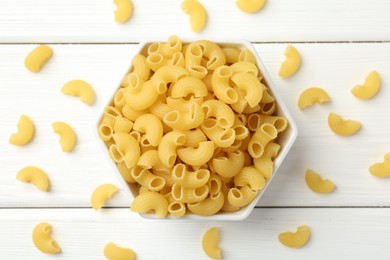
[0,208,389,259]
[0,43,389,208]
[0,0,389,42]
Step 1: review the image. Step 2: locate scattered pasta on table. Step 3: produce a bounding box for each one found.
[32,222,61,254]
[369,153,390,178]
[9,115,35,146]
[91,184,119,210]
[278,225,311,248]
[104,242,136,260]
[202,227,222,259]
[24,45,53,73]
[16,166,50,192]
[305,169,336,194]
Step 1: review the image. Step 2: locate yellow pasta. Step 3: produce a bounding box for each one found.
[177,141,214,166]
[112,133,140,168]
[158,131,186,167]
[253,142,280,179]
[188,192,224,216]
[138,149,169,172]
[187,65,208,79]
[196,40,226,70]
[104,242,136,260]
[223,46,240,64]
[298,87,330,109]
[168,201,187,217]
[130,54,150,80]
[231,72,264,108]
[149,94,172,120]
[234,166,266,191]
[122,105,146,121]
[278,45,301,78]
[369,153,390,178]
[231,61,259,77]
[9,115,35,146]
[181,129,207,147]
[172,163,210,188]
[131,165,166,191]
[160,35,183,58]
[170,77,208,98]
[24,45,53,73]
[227,185,258,208]
[90,184,119,210]
[305,169,336,194]
[52,122,76,152]
[117,162,136,183]
[61,80,95,105]
[181,0,207,33]
[278,225,311,248]
[171,183,209,203]
[151,65,188,94]
[113,116,133,134]
[201,119,236,148]
[114,0,133,23]
[125,80,159,111]
[236,0,266,13]
[17,166,50,192]
[211,66,238,104]
[131,191,169,218]
[32,223,61,254]
[247,114,261,131]
[328,112,361,136]
[248,123,278,158]
[133,113,163,146]
[238,48,256,64]
[98,114,116,141]
[232,116,249,140]
[211,150,245,178]
[202,99,235,128]
[260,115,288,133]
[351,70,381,100]
[163,102,205,130]
[202,227,221,259]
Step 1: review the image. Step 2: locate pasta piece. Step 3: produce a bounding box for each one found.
[202,227,222,259]
[247,114,261,131]
[278,45,301,78]
[212,150,245,178]
[163,102,205,130]
[211,66,238,104]
[253,142,280,179]
[202,99,235,128]
[230,61,259,77]
[17,166,50,192]
[32,223,61,254]
[221,139,242,153]
[201,119,235,148]
[238,49,256,64]
[24,45,53,73]
[168,201,187,217]
[113,87,128,108]
[185,43,203,67]
[187,65,208,79]
[151,65,188,94]
[170,77,208,98]
[328,112,361,136]
[113,116,133,134]
[248,123,278,158]
[278,225,311,248]
[131,191,169,218]
[109,144,124,163]
[188,192,224,216]
[155,170,176,187]
[208,173,222,195]
[61,80,95,105]
[260,101,276,115]
[149,94,172,120]
[131,165,166,191]
[223,47,240,64]
[227,185,258,208]
[166,96,203,111]
[236,0,266,13]
[112,133,140,168]
[351,70,381,100]
[221,182,240,212]
[130,54,150,80]
[160,35,183,58]
[126,80,159,111]
[9,115,35,146]
[181,0,207,33]
[260,115,288,133]
[242,103,261,114]
[369,153,390,178]
[177,141,214,166]
[52,122,76,152]
[171,183,209,203]
[104,242,136,260]
[90,184,119,210]
[172,163,210,188]
[196,40,226,70]
[181,129,207,147]
[133,114,163,146]
[99,114,116,141]
[138,149,170,172]
[147,52,185,71]
[231,72,264,108]
[158,131,186,167]
[260,88,275,103]
[232,116,249,140]
[298,87,330,109]
[117,162,136,183]
[305,169,336,194]
[234,166,266,191]
[122,105,146,121]
[114,0,133,23]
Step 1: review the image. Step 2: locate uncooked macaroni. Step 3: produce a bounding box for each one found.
[305,169,336,194]
[298,87,330,109]
[236,0,266,13]
[17,166,50,192]
[278,225,311,248]
[328,112,361,136]
[369,153,390,178]
[52,122,76,152]
[90,184,119,210]
[61,79,95,105]
[351,70,381,100]
[181,0,207,33]
[202,227,221,259]
[278,45,301,78]
[9,115,35,146]
[114,0,133,23]
[24,45,53,73]
[32,223,61,254]
[104,242,136,260]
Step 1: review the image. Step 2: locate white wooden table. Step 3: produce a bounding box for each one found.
[1,1,390,259]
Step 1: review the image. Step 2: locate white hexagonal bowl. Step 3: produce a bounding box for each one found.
[96,39,298,221]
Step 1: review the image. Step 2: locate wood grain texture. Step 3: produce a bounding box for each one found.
[0,0,389,42]
[0,208,389,259]
[0,43,389,207]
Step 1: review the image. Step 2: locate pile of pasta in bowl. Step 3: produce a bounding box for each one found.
[98,35,289,218]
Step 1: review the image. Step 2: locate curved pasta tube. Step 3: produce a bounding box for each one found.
[17,166,50,192]
[232,116,249,140]
[166,96,203,111]
[201,119,236,148]
[172,163,210,188]
[247,114,261,131]
[113,116,133,134]
[228,185,258,208]
[231,72,264,108]
[260,115,288,133]
[130,54,150,80]
[181,0,207,33]
[351,70,381,100]
[138,149,170,172]
[253,142,280,179]
[32,223,61,254]
[146,52,185,72]
[298,87,330,109]
[231,61,259,77]
[278,45,301,78]
[133,113,163,146]
[238,49,257,64]
[234,166,266,191]
[99,114,115,141]
[278,225,311,248]
[202,227,222,259]
[159,35,183,58]
[113,87,128,109]
[131,191,169,218]
[220,182,240,213]
[163,102,205,130]
[305,169,336,194]
[61,80,95,105]
[113,133,140,168]
[149,94,172,120]
[184,42,203,67]
[187,65,208,79]
[260,88,275,103]
[117,162,136,183]
[155,170,176,187]
[212,66,238,104]
[248,123,278,158]
[181,129,207,147]
[122,105,146,121]
[196,40,226,70]
[114,0,133,23]
[125,80,159,111]
[168,201,187,217]
[208,173,222,195]
[170,77,208,98]
[369,153,390,178]
[104,243,136,260]
[171,183,209,203]
[151,65,188,94]
[223,47,240,64]
[52,122,76,152]
[158,131,186,167]
[24,45,53,73]
[236,0,266,13]
[202,99,235,128]
[328,112,361,136]
[260,101,276,115]
[9,115,35,146]
[177,141,214,167]
[90,184,118,210]
[212,151,245,178]
[188,192,224,216]
[131,165,166,191]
